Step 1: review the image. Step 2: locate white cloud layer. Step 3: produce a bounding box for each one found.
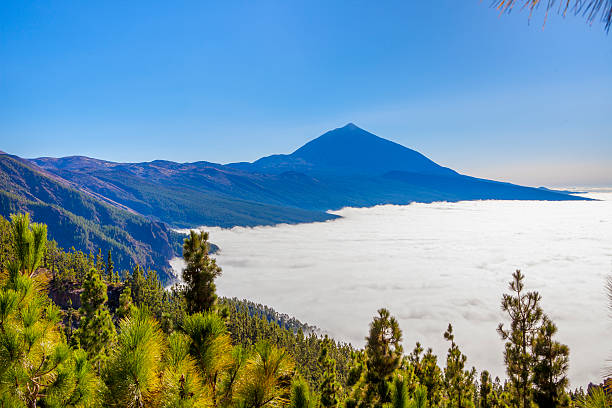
[173,191,612,387]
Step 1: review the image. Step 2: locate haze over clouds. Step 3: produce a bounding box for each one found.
[174,191,612,387]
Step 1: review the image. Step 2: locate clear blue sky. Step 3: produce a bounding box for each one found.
[1,1,611,186]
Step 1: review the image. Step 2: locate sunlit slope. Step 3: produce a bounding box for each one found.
[0,153,178,278]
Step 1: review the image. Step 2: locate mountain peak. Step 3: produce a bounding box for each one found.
[236,124,457,177]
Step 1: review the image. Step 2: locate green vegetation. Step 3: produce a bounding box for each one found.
[0,154,180,281]
[0,213,609,407]
[182,230,222,313]
[72,268,117,369]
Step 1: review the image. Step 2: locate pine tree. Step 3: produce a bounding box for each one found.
[106,249,114,282]
[290,376,314,408]
[182,230,222,313]
[443,324,475,408]
[532,316,570,408]
[66,297,75,342]
[95,248,105,276]
[0,214,97,407]
[104,307,212,408]
[0,263,69,408]
[44,348,102,407]
[143,269,164,314]
[10,212,47,277]
[0,215,14,273]
[410,343,443,406]
[319,336,342,408]
[237,340,295,408]
[577,386,610,408]
[345,350,367,408]
[218,345,250,407]
[159,331,212,408]
[116,286,134,320]
[411,385,428,408]
[478,371,494,408]
[88,251,95,269]
[390,374,410,408]
[497,270,543,408]
[131,264,146,305]
[364,308,403,407]
[182,312,234,407]
[73,267,117,369]
[103,307,164,407]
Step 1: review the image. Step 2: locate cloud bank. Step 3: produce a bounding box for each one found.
[174,192,612,386]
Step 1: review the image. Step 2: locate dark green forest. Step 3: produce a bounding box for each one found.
[0,213,608,407]
[0,154,182,280]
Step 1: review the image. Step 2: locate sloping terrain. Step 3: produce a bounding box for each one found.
[0,153,178,278]
[30,157,339,227]
[32,123,586,228]
[3,123,587,281]
[229,123,457,177]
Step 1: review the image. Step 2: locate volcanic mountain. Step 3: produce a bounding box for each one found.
[229,123,457,177]
[1,123,586,281]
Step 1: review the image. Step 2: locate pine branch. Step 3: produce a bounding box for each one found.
[491,0,612,31]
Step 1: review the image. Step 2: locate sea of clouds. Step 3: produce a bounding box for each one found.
[172,190,612,387]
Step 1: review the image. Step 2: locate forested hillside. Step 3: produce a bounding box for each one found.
[0,153,180,278]
[0,213,608,407]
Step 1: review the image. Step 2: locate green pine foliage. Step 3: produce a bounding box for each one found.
[103,306,165,407]
[10,213,47,278]
[223,297,354,391]
[497,270,544,408]
[409,343,444,406]
[366,308,403,384]
[182,312,235,407]
[105,249,114,282]
[318,336,342,408]
[182,230,222,314]
[0,214,599,408]
[478,371,495,408]
[576,386,611,408]
[116,285,134,320]
[532,317,570,408]
[390,374,410,408]
[72,268,117,368]
[290,376,315,408]
[0,213,98,407]
[411,385,428,408]
[0,215,14,273]
[443,324,476,408]
[236,340,295,408]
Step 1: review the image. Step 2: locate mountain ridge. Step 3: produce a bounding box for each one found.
[0,153,180,279]
[2,123,589,282]
[28,123,588,221]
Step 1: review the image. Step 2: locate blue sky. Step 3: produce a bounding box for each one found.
[1,1,611,186]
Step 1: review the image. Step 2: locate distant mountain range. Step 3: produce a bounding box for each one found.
[1,123,587,282]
